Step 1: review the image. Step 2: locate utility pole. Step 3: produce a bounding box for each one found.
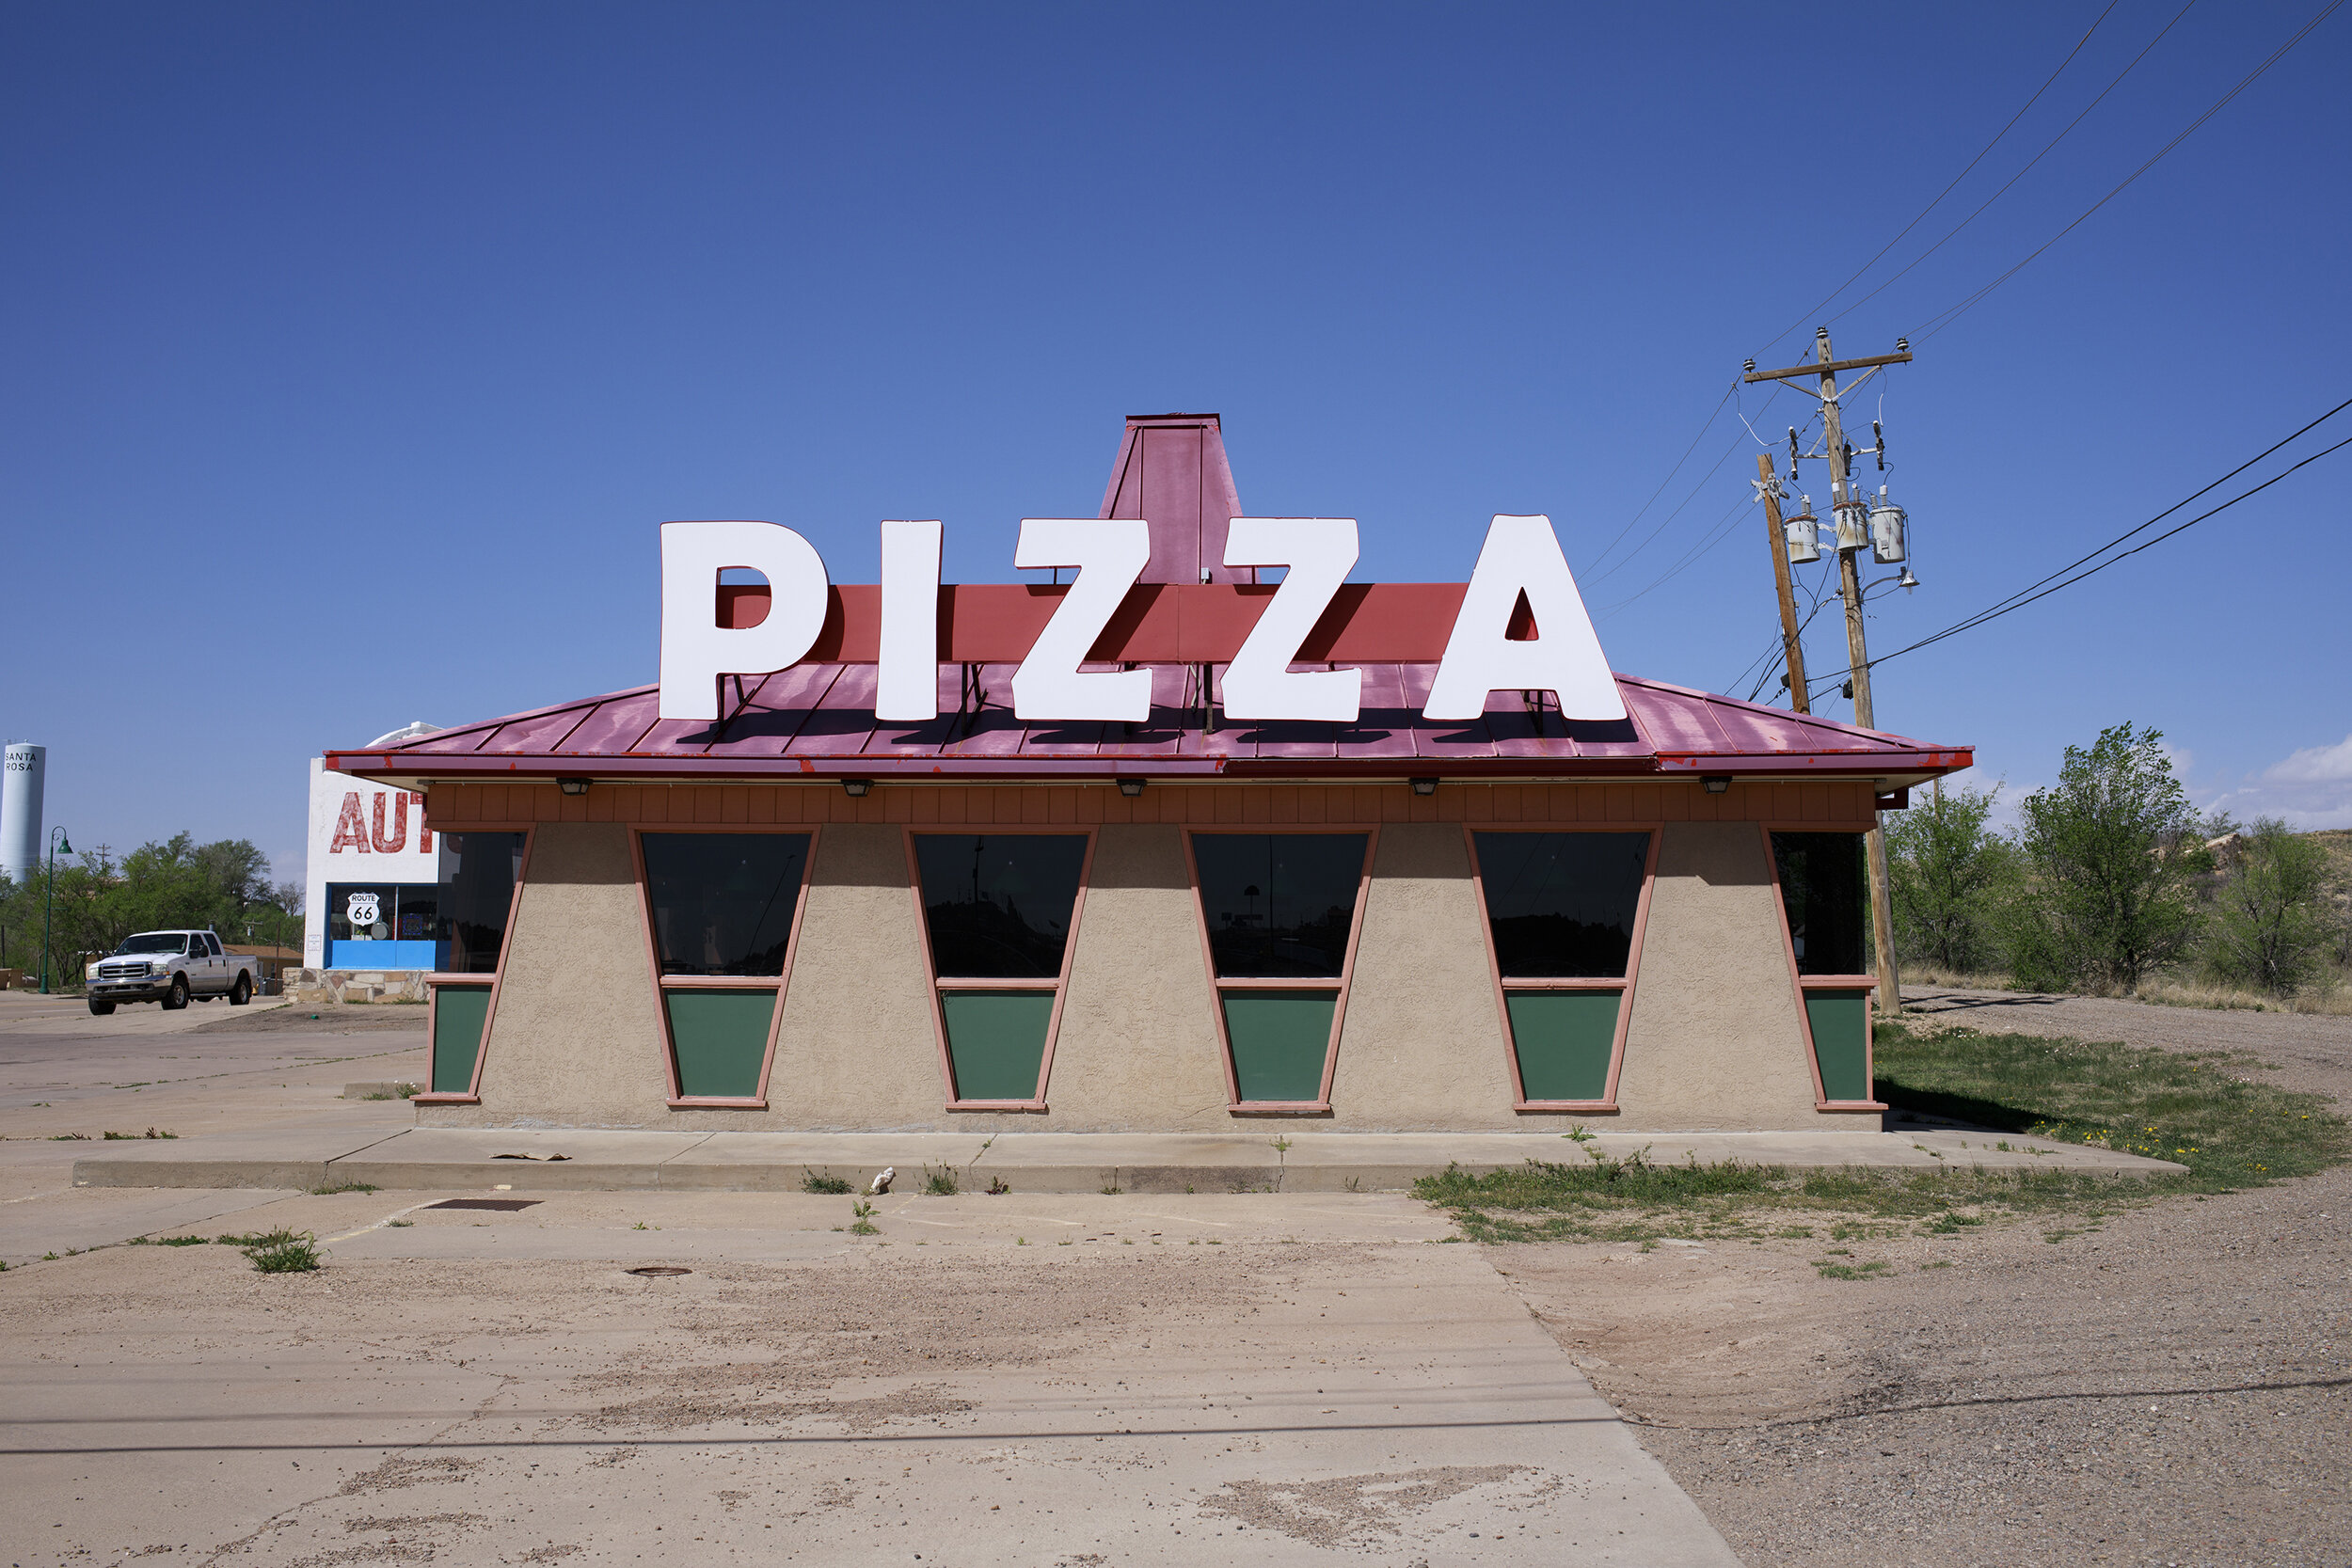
[1755,452,1810,714]
[1744,328,1911,1021]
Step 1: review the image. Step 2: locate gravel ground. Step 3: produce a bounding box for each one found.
[1492,986,2352,1568]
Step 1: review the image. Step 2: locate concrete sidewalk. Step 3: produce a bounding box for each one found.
[72,1121,2186,1192]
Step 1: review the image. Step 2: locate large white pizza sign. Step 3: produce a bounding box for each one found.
[656,515,1622,727]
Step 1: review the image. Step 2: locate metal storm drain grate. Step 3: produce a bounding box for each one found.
[627,1266,692,1277]
[426,1198,543,1212]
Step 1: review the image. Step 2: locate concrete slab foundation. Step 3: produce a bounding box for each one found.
[74,1124,2187,1192]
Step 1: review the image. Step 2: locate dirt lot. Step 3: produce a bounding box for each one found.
[1494,987,2352,1568]
[187,999,429,1034]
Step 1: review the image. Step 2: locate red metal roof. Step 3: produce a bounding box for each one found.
[326,667,1971,784]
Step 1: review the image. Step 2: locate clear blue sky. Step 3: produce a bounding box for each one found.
[5,1,2347,880]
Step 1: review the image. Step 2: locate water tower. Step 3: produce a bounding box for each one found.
[1,742,44,888]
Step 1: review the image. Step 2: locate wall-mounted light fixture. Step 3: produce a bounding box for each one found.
[1701,774,1731,794]
[1409,777,1438,797]
[842,779,872,798]
[558,777,591,797]
[1118,778,1146,798]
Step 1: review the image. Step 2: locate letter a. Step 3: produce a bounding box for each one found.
[1422,515,1625,722]
[330,792,371,854]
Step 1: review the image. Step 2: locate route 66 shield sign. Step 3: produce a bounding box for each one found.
[346,891,381,928]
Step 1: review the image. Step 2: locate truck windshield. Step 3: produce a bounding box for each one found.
[117,933,190,955]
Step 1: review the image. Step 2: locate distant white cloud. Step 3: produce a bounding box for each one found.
[2200,733,2352,831]
[2265,734,2352,785]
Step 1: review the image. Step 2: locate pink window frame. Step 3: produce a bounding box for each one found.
[1462,823,1661,1114]
[903,827,1098,1113]
[413,824,538,1107]
[1758,823,1888,1111]
[1180,826,1379,1117]
[629,824,822,1110]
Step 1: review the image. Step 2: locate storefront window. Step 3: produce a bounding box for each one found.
[912,834,1088,979]
[1190,833,1369,979]
[1187,832,1372,1107]
[1771,832,1867,975]
[641,833,813,976]
[1470,832,1649,978]
[326,883,400,944]
[437,832,526,974]
[911,832,1090,1107]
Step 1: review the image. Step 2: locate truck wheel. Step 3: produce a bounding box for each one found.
[230,974,251,1006]
[162,974,189,1011]
[87,999,116,1016]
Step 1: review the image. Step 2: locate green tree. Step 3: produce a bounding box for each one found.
[1885,782,2018,974]
[2203,819,2340,998]
[2006,722,2213,995]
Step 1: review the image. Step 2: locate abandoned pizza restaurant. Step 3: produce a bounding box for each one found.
[326,414,1969,1136]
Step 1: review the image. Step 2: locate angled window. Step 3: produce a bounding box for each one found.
[635,831,816,1107]
[909,832,1092,1108]
[1186,832,1374,1111]
[1767,830,1881,1108]
[420,830,532,1104]
[1470,830,1656,1108]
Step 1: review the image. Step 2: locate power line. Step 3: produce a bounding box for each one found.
[1820,0,2200,334]
[1584,388,1784,590]
[1888,393,2352,651]
[1914,0,2346,339]
[1819,404,2352,687]
[1580,379,1740,578]
[1751,0,2125,360]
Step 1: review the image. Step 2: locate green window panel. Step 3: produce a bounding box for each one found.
[1804,990,1872,1101]
[940,990,1055,1101]
[1504,990,1621,1101]
[430,986,493,1094]
[664,989,778,1099]
[1221,990,1336,1102]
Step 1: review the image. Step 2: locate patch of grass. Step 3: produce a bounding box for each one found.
[309,1180,377,1196]
[386,1219,414,1228]
[49,1132,88,1141]
[986,1176,1009,1195]
[800,1169,852,1196]
[1414,1022,2351,1243]
[1920,1259,1954,1270]
[1875,1022,2350,1189]
[850,1199,879,1236]
[1815,1259,1893,1280]
[227,1227,321,1273]
[922,1165,960,1196]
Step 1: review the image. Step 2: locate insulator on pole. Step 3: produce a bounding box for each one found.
[1873,420,1885,470]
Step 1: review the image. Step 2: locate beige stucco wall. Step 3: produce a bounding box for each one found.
[1046,825,1232,1131]
[425,812,1873,1134]
[1613,820,1872,1131]
[759,823,968,1132]
[1327,823,1531,1130]
[444,822,671,1127]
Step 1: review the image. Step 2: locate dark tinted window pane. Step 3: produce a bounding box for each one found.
[641,833,811,976]
[1771,832,1867,975]
[1471,832,1649,978]
[914,834,1088,979]
[1191,833,1368,978]
[436,832,527,974]
[395,888,437,942]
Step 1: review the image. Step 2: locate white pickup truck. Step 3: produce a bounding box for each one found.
[86,930,258,1015]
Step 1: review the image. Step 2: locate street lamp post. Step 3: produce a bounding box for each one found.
[39,825,72,995]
